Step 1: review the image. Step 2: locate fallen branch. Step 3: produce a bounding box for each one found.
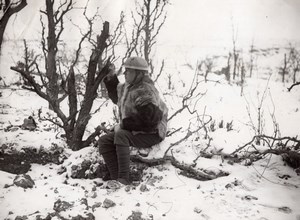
[228,134,300,168]
[130,154,229,181]
[231,135,300,156]
[287,82,300,92]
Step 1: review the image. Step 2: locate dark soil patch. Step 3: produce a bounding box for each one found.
[0,148,65,174]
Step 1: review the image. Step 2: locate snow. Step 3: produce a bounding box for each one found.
[1,0,300,219]
[1,77,300,219]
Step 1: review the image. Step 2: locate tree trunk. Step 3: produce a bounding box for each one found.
[0,0,27,54]
[70,22,110,151]
[293,68,298,84]
[144,0,151,75]
[66,66,77,141]
[45,0,59,108]
[233,53,238,80]
[282,53,287,83]
[0,14,9,54]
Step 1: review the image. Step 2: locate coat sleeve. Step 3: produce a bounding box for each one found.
[103,75,119,104]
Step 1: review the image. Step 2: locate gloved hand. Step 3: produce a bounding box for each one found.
[104,64,116,81]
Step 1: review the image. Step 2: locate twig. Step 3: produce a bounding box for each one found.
[166,127,182,137]
[287,82,300,92]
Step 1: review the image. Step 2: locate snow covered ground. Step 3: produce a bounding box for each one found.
[0,73,299,219]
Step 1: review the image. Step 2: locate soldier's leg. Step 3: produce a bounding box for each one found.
[98,132,118,180]
[114,129,162,184]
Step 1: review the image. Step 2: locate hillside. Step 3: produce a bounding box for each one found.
[0,74,299,219]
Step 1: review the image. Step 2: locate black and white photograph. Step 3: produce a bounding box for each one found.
[0,0,300,219]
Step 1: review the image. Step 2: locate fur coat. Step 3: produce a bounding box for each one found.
[104,73,168,140]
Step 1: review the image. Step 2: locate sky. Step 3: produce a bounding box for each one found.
[159,0,300,47]
[4,0,300,49]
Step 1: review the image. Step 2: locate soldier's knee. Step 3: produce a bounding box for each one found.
[114,129,131,146]
[114,128,129,137]
[98,134,114,154]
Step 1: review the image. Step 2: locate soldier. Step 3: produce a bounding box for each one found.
[99,57,168,187]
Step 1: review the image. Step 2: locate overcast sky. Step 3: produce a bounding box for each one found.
[4,0,300,49]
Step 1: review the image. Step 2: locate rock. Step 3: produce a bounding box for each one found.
[53,199,73,212]
[71,213,95,220]
[71,160,92,179]
[4,184,13,188]
[225,179,242,189]
[86,163,99,179]
[21,116,36,131]
[242,195,258,201]
[278,206,292,214]
[282,152,300,169]
[125,185,131,192]
[102,198,116,208]
[139,184,149,192]
[227,160,234,165]
[201,213,210,220]
[129,164,147,182]
[138,148,151,157]
[194,207,202,214]
[71,165,84,178]
[13,174,35,189]
[36,213,53,220]
[80,198,88,209]
[91,192,97,198]
[82,159,92,170]
[57,166,66,175]
[127,211,144,220]
[91,202,102,211]
[15,216,28,220]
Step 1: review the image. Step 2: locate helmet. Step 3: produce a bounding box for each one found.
[123,57,149,71]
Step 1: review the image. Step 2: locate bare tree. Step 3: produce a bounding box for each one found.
[10,0,112,150]
[248,39,257,78]
[123,0,169,77]
[203,57,214,83]
[0,0,27,54]
[240,61,245,96]
[279,53,288,83]
[287,46,300,84]
[231,18,239,80]
[16,39,40,88]
[220,52,231,82]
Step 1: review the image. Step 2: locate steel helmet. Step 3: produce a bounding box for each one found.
[123,57,149,71]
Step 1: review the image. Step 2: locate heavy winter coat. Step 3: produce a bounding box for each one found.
[104,73,168,140]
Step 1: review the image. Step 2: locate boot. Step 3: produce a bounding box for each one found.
[116,145,130,184]
[101,151,118,180]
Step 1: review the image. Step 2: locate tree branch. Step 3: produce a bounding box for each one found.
[287,82,300,92]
